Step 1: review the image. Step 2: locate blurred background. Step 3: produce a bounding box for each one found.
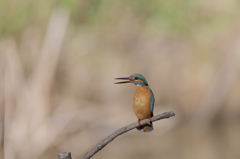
[1,0,240,159]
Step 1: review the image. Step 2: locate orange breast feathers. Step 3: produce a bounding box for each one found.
[133,85,152,120]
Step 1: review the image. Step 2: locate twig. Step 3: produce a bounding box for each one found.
[58,152,72,159]
[80,111,175,159]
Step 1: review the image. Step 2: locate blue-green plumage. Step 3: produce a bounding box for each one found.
[147,86,155,117]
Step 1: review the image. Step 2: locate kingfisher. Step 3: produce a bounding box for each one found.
[115,74,155,133]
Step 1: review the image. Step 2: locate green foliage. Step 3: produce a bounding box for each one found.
[0,0,239,50]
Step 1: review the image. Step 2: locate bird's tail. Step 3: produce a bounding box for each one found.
[136,122,153,133]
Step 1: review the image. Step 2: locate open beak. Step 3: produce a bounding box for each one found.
[115,77,133,84]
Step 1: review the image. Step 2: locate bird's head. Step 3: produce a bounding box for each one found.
[115,74,148,86]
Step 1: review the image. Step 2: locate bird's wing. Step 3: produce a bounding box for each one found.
[147,86,155,117]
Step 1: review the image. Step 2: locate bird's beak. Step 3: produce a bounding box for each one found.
[115,77,133,84]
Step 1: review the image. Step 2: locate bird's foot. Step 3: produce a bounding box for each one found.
[149,117,152,122]
[138,119,141,125]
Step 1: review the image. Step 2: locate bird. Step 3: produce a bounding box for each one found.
[115,74,155,132]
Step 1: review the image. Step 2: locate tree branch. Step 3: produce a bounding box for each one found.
[80,111,175,159]
[58,152,72,159]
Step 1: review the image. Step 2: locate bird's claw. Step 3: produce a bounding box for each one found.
[149,117,152,122]
[138,119,141,125]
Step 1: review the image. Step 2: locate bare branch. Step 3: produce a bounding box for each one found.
[80,111,175,159]
[58,152,72,159]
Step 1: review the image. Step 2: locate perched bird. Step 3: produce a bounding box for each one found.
[115,74,155,132]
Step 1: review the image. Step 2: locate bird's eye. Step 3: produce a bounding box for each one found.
[135,77,138,80]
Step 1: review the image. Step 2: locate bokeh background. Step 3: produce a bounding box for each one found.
[1,0,240,159]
